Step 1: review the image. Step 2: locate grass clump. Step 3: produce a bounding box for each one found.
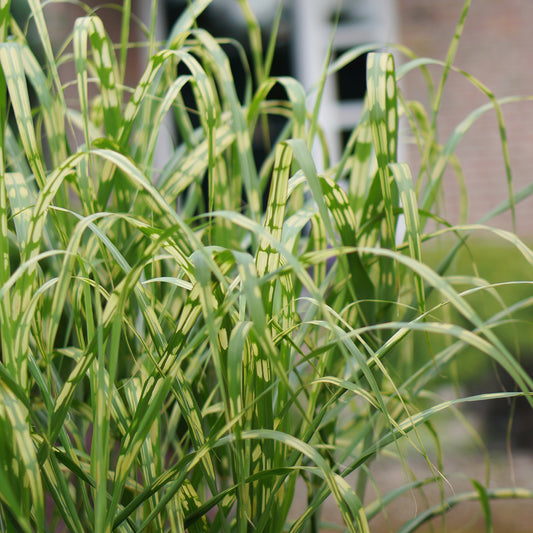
[1,0,533,531]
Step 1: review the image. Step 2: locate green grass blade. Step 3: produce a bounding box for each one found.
[81,16,121,138]
[285,138,335,241]
[17,41,67,166]
[0,382,45,531]
[256,142,291,291]
[366,52,400,320]
[26,0,65,109]
[471,479,493,533]
[0,42,47,188]
[389,162,424,311]
[166,0,213,48]
[366,52,398,245]
[319,175,375,324]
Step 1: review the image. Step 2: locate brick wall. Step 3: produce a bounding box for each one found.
[398,0,533,236]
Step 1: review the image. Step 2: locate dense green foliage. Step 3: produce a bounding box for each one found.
[1,0,533,531]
